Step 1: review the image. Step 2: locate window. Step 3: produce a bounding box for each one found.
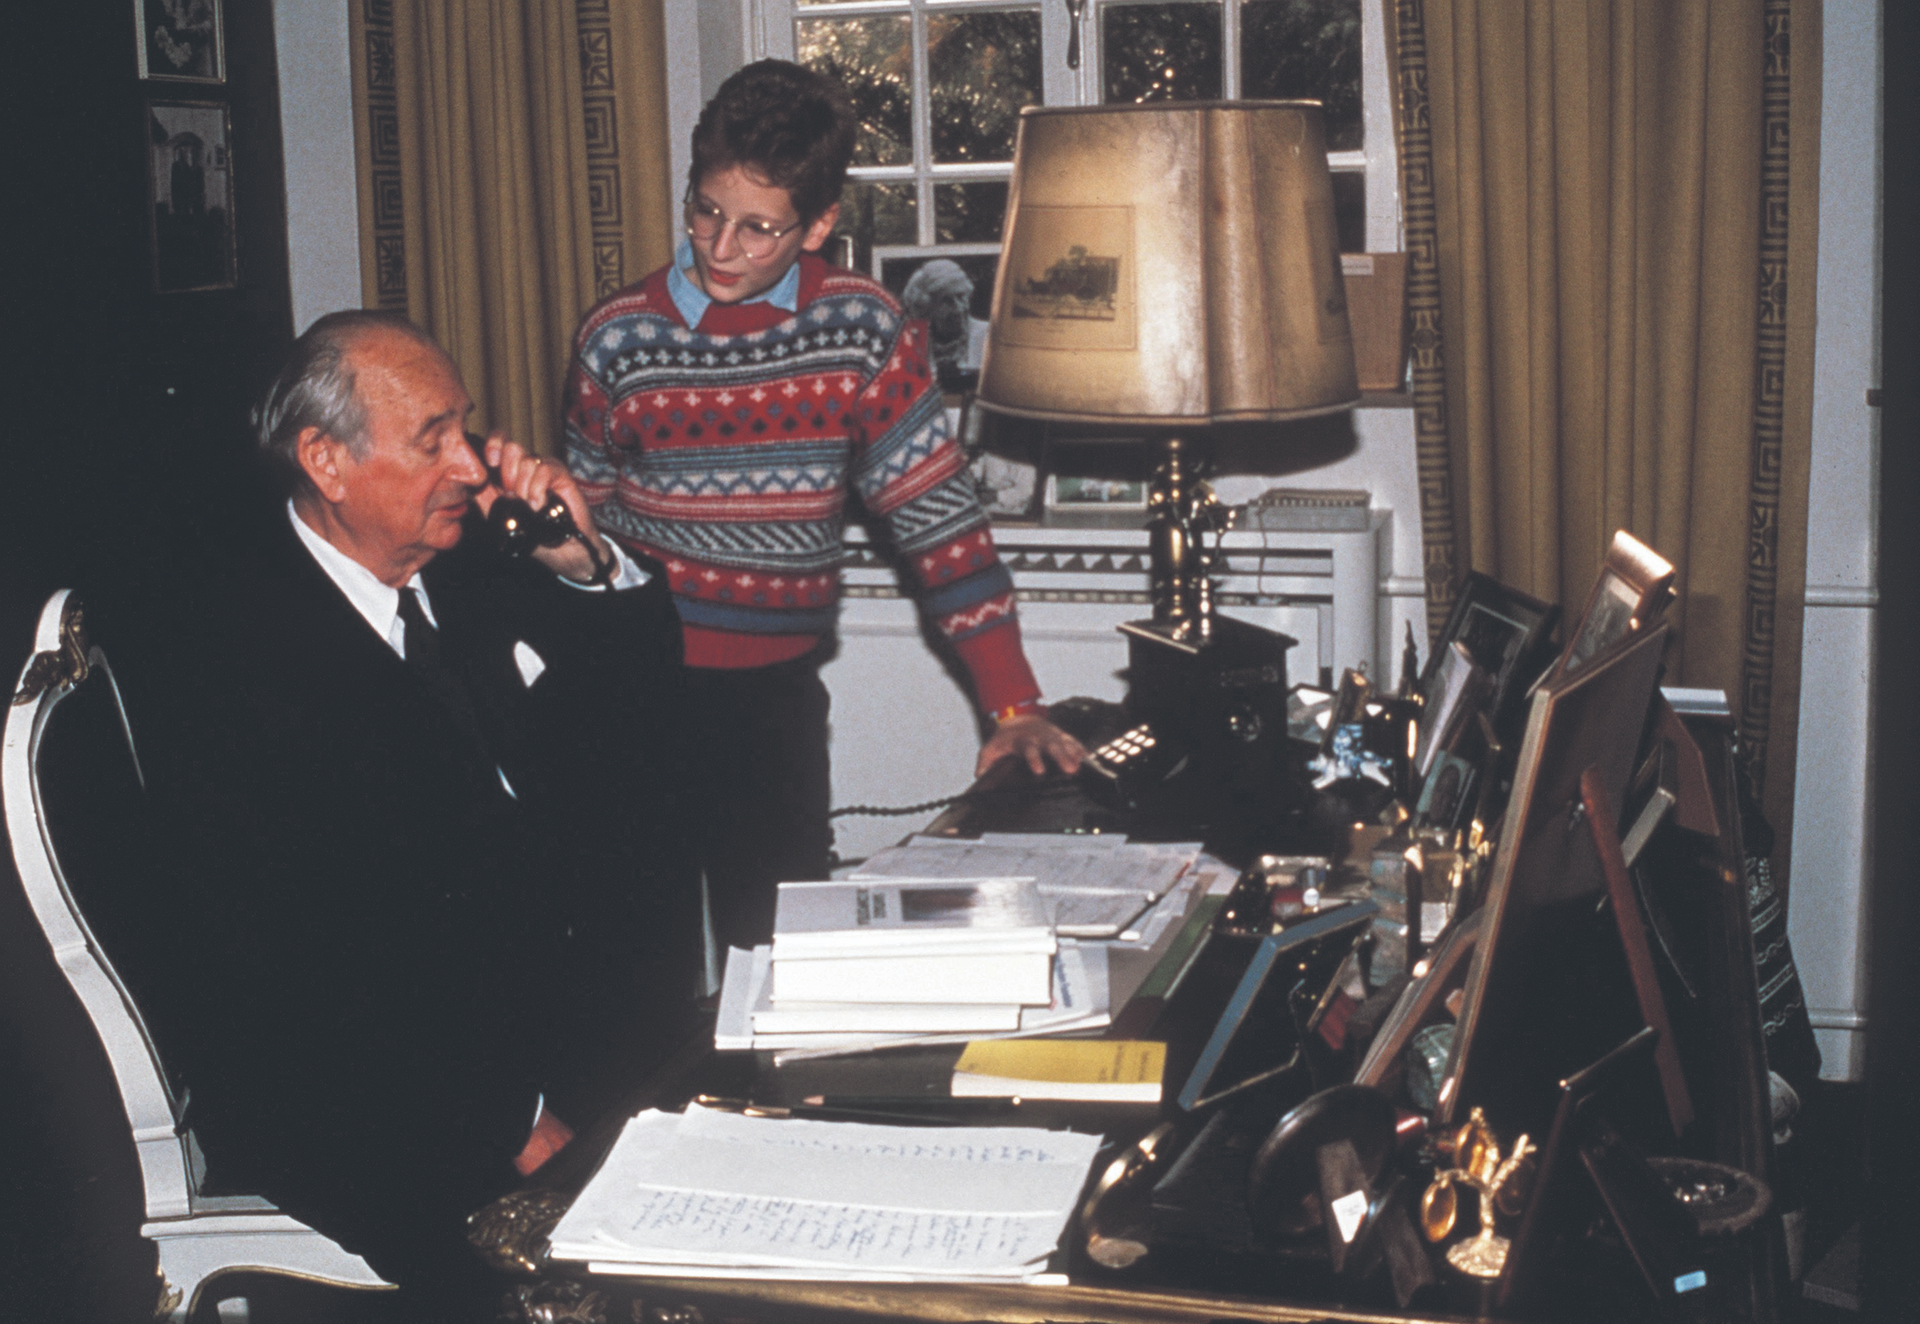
[705,1,1397,301]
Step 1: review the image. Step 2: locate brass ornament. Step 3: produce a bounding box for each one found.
[468,1187,573,1275]
[153,1263,182,1321]
[1419,1107,1536,1279]
[503,1278,611,1324]
[13,599,89,706]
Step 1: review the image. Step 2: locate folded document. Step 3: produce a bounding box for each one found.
[548,1106,1101,1283]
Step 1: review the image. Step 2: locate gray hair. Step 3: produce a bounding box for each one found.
[253,310,438,494]
[901,259,972,316]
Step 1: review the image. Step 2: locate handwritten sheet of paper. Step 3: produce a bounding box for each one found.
[549,1109,1102,1281]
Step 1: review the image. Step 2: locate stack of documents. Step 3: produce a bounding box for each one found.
[713,839,1232,1055]
[548,1106,1103,1283]
[770,876,1057,1008]
[855,834,1201,938]
[717,939,1112,1053]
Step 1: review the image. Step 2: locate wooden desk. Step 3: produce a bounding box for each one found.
[468,717,1780,1324]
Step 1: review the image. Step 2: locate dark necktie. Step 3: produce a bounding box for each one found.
[397,587,489,761]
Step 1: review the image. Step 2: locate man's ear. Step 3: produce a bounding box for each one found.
[799,202,841,254]
[295,427,351,503]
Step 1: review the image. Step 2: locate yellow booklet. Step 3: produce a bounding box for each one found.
[951,1039,1166,1102]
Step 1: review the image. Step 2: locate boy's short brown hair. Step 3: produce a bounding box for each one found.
[689,60,857,222]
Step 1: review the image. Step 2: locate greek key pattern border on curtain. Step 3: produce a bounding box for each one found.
[358,0,406,310]
[575,0,627,297]
[1742,0,1793,788]
[1392,0,1459,644]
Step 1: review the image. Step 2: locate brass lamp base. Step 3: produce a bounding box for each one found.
[1145,434,1226,640]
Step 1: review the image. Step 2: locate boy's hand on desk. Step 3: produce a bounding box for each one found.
[977,715,1087,779]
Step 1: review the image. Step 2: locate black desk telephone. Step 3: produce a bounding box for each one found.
[466,432,615,584]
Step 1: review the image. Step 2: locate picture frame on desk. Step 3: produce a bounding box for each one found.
[1436,623,1672,1138]
[876,244,999,396]
[955,398,1045,523]
[1043,474,1148,527]
[1420,571,1559,729]
[1547,530,1675,683]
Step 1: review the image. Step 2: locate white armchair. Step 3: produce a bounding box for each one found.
[4,590,392,1322]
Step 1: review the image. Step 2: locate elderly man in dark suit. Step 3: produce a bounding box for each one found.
[109,310,699,1314]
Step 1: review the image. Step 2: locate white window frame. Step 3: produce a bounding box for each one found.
[663,0,1400,255]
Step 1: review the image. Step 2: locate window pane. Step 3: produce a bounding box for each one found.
[935,181,1010,244]
[928,10,1043,164]
[1103,3,1222,104]
[831,181,918,274]
[1332,169,1364,252]
[1243,0,1363,151]
[798,16,913,166]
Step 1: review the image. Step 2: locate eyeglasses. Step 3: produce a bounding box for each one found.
[683,193,806,261]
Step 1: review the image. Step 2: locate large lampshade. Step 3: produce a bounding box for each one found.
[976,100,1359,428]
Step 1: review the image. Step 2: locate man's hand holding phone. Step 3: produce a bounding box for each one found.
[470,433,617,586]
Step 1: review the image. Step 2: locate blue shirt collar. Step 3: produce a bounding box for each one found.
[665,237,803,329]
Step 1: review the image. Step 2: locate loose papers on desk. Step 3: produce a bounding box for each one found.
[548,1106,1102,1283]
[853,834,1202,938]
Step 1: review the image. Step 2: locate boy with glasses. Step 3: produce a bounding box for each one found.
[562,60,1083,952]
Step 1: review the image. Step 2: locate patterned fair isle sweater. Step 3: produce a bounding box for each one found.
[563,254,1040,715]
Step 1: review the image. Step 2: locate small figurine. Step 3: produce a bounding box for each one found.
[1398,620,1421,698]
[1419,1107,1537,1278]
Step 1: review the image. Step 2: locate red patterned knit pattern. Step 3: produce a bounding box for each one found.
[563,254,1039,714]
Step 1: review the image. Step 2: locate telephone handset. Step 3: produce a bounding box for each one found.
[466,433,616,585]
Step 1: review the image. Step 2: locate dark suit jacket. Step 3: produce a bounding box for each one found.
[101,511,698,1290]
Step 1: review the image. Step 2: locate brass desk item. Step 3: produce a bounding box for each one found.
[1418,1107,1536,1279]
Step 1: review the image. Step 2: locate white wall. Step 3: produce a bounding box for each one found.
[1787,0,1881,1081]
[274,0,360,333]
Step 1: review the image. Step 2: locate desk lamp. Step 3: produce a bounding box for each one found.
[975,102,1359,836]
[976,100,1359,646]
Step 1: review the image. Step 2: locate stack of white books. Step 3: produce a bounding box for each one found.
[549,1106,1101,1283]
[715,939,1112,1053]
[712,844,1235,1056]
[767,876,1057,1024]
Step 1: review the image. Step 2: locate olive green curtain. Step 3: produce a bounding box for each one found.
[347,0,675,455]
[1392,0,1820,861]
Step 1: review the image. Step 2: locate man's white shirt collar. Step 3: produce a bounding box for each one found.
[288,500,430,658]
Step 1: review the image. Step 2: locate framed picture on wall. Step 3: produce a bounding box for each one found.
[146,100,237,292]
[135,0,225,83]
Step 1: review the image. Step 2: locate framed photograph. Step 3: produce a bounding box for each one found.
[1413,641,1491,778]
[146,100,237,292]
[971,452,1042,523]
[1042,474,1148,528]
[135,0,225,83]
[1435,622,1671,1139]
[1420,571,1559,729]
[1549,530,1676,682]
[875,244,1000,396]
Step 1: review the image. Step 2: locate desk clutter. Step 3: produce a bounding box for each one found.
[519,529,1810,1321]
